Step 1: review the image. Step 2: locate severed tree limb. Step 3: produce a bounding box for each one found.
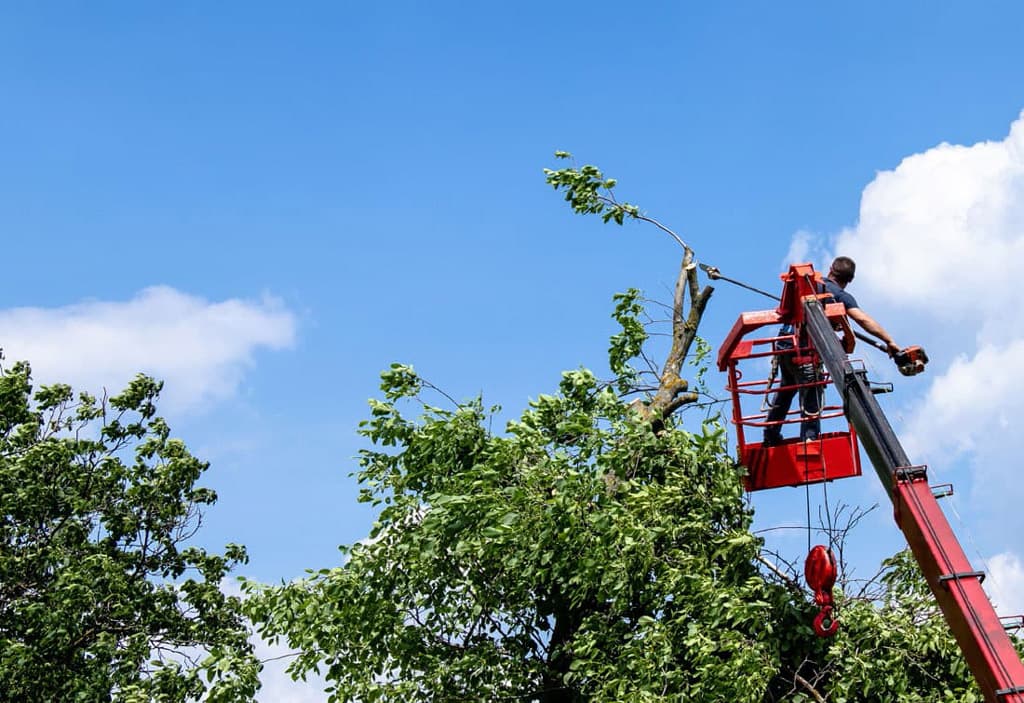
[794,671,827,703]
[756,552,806,599]
[597,192,688,250]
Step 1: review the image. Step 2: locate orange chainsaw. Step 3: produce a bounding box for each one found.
[854,331,928,376]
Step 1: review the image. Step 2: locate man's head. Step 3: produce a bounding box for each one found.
[829,256,856,285]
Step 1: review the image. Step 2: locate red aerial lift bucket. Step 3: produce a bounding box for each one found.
[718,289,862,492]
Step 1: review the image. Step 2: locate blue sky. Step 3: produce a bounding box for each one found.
[3,3,1024,698]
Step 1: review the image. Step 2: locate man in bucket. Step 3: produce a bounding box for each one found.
[763,256,900,446]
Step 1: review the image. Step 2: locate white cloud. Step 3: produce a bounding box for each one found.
[0,287,296,413]
[831,112,1024,483]
[786,110,1024,559]
[900,340,1024,461]
[986,551,1024,619]
[834,116,1024,329]
[253,634,329,703]
[783,229,830,272]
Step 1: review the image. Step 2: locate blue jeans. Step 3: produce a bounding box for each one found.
[764,353,822,444]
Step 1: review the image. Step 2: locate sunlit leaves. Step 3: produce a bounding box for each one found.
[608,288,647,394]
[0,363,258,701]
[245,355,793,701]
[246,353,987,700]
[817,551,983,702]
[379,363,422,402]
[543,152,641,226]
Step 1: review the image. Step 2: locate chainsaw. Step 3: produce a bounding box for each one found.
[854,331,928,376]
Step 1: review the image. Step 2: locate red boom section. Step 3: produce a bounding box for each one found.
[800,296,1024,702]
[894,468,1024,701]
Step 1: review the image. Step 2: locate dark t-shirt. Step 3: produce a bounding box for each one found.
[779,277,857,336]
[820,278,858,310]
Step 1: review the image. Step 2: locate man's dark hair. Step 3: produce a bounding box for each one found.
[830,256,856,284]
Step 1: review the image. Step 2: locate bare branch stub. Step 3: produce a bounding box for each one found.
[793,671,827,703]
[643,244,714,423]
[756,553,804,596]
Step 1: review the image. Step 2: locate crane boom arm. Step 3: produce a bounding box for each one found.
[803,297,1024,702]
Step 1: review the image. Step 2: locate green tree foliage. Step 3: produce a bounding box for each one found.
[815,550,982,703]
[247,362,792,701]
[0,362,259,701]
[245,316,986,702]
[244,155,988,701]
[543,151,641,225]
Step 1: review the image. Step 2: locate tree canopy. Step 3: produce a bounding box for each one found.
[247,360,796,701]
[0,155,989,701]
[0,362,258,701]
[244,327,985,702]
[241,155,990,702]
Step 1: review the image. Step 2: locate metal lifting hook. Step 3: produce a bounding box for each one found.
[805,545,839,637]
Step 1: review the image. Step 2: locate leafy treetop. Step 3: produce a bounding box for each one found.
[0,362,259,702]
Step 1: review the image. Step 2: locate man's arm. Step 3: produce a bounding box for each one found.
[847,307,901,355]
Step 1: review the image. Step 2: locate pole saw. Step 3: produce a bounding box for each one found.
[699,263,929,376]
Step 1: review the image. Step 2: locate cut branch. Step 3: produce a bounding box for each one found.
[794,671,827,703]
[756,553,804,596]
[544,157,714,423]
[645,246,714,422]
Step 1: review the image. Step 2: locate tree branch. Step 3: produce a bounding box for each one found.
[544,155,714,423]
[756,553,804,595]
[597,194,689,251]
[646,250,714,421]
[794,671,827,703]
